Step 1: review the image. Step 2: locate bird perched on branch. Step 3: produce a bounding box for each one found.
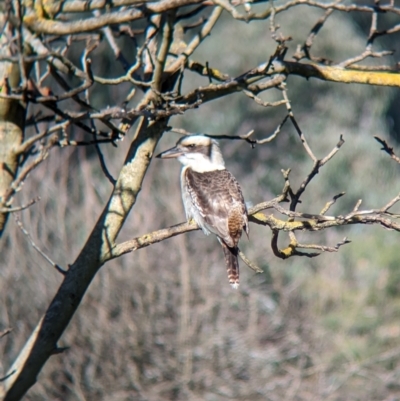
[156,135,249,288]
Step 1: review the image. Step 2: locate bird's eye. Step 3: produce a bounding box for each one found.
[188,144,195,148]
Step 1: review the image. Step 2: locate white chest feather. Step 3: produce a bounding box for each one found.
[180,167,211,235]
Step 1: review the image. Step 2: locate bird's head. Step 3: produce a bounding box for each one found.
[156,135,225,172]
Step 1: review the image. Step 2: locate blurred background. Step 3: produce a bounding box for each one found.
[2,2,400,400]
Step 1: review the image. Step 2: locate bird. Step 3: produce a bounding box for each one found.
[156,135,249,288]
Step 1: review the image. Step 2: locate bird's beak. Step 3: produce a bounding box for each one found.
[156,146,184,159]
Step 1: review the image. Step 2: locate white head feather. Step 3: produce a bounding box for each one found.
[175,135,225,172]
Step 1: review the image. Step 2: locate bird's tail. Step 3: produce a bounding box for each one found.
[221,242,240,289]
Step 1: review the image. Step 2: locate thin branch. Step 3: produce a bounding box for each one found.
[24,0,205,35]
[152,10,176,93]
[293,7,335,62]
[93,9,130,71]
[40,0,162,14]
[14,215,67,275]
[211,0,400,23]
[320,192,346,215]
[109,187,400,263]
[57,138,119,147]
[238,250,263,273]
[242,89,286,108]
[168,125,288,147]
[381,193,400,212]
[0,328,12,339]
[182,16,207,32]
[281,83,317,162]
[373,22,400,40]
[3,135,59,204]
[271,202,335,222]
[290,134,345,211]
[271,59,400,87]
[374,135,400,164]
[295,237,351,253]
[0,197,40,213]
[0,370,16,383]
[109,220,199,259]
[167,6,223,73]
[263,115,291,143]
[50,346,69,355]
[339,49,394,68]
[15,121,70,155]
[95,143,116,186]
[349,63,400,72]
[177,4,207,20]
[185,60,229,81]
[321,134,345,164]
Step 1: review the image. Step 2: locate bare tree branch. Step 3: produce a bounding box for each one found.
[24,0,205,35]
[3,1,400,399]
[0,196,39,213]
[272,60,400,87]
[1,118,169,400]
[0,328,12,339]
[374,135,400,164]
[14,214,67,275]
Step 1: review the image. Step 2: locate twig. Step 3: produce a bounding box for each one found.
[256,114,290,144]
[238,250,263,273]
[168,126,288,148]
[320,192,346,215]
[57,138,118,147]
[0,370,16,383]
[51,346,69,355]
[15,121,70,155]
[295,237,351,253]
[93,9,130,71]
[14,215,67,275]
[95,143,116,186]
[182,16,207,32]
[293,7,335,62]
[0,328,12,339]
[374,135,400,164]
[108,186,400,264]
[280,83,317,162]
[351,199,362,213]
[167,6,223,73]
[185,60,229,81]
[290,135,345,211]
[179,73,286,107]
[348,63,400,72]
[242,89,286,108]
[15,0,28,93]
[177,4,207,20]
[152,11,176,93]
[0,197,40,213]
[373,22,400,40]
[109,220,199,259]
[3,135,59,204]
[339,49,394,68]
[381,193,400,212]
[321,135,345,164]
[272,202,335,222]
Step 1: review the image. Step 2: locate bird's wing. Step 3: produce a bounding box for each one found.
[185,169,248,247]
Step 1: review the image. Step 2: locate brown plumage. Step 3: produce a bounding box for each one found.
[185,168,248,288]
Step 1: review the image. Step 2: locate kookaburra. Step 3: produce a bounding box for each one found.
[156,135,249,288]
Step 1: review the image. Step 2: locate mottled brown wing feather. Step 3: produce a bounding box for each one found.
[185,169,248,247]
[228,208,243,246]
